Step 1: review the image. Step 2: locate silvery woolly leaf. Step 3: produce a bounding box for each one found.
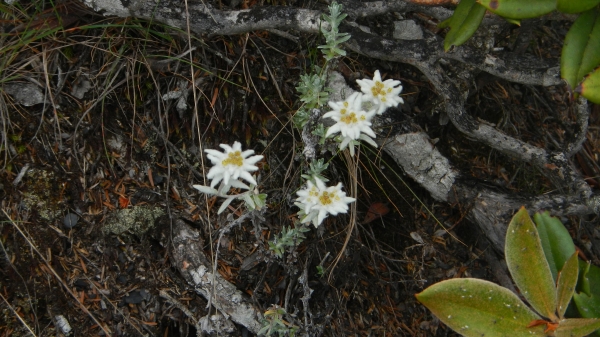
[193,185,218,195]
[218,196,236,214]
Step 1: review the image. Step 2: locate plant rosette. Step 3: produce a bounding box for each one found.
[416,207,600,337]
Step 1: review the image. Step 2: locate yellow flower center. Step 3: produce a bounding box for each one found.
[341,112,358,124]
[319,191,334,205]
[371,81,385,97]
[222,151,243,167]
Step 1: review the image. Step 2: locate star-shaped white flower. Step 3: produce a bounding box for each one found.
[295,177,355,227]
[202,141,263,193]
[323,92,378,156]
[356,70,404,114]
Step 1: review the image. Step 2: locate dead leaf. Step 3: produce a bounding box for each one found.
[362,202,389,224]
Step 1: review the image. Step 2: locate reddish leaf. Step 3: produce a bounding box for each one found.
[362,202,389,224]
[118,196,129,209]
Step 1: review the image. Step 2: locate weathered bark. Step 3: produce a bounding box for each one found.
[162,217,263,335]
[382,129,600,252]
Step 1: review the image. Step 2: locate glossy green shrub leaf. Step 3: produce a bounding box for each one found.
[416,278,544,337]
[556,252,579,318]
[579,66,600,104]
[442,0,486,51]
[557,0,600,14]
[503,17,521,25]
[535,211,576,282]
[562,8,600,93]
[574,292,600,318]
[579,262,600,298]
[505,207,557,320]
[478,0,555,19]
[555,318,600,337]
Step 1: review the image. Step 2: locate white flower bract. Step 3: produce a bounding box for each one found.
[323,92,378,156]
[295,177,355,227]
[356,70,404,114]
[201,141,263,194]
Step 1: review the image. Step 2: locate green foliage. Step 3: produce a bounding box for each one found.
[441,1,600,103]
[561,8,600,95]
[311,123,328,145]
[293,1,350,129]
[439,0,486,51]
[259,305,298,337]
[416,278,544,336]
[416,207,600,337]
[301,158,329,184]
[316,265,325,277]
[557,0,600,14]
[505,208,557,320]
[296,73,329,109]
[535,211,576,281]
[319,2,351,61]
[478,0,555,19]
[268,224,310,258]
[579,66,600,102]
[556,252,579,318]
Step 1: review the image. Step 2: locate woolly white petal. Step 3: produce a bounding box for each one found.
[209,174,222,188]
[219,143,234,152]
[244,154,263,165]
[326,124,341,137]
[322,110,337,119]
[239,171,258,186]
[360,134,378,148]
[339,137,352,150]
[316,209,329,227]
[241,149,255,158]
[314,177,327,190]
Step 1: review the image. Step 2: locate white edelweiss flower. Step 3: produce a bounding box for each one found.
[295,177,355,227]
[202,141,263,193]
[356,70,404,114]
[295,179,320,211]
[324,92,378,156]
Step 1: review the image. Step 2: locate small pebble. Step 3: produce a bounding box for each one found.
[63,213,79,229]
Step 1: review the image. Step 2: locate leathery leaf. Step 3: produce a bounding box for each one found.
[555,318,600,337]
[562,8,600,93]
[505,207,557,320]
[416,278,544,337]
[556,252,579,319]
[557,0,600,14]
[535,211,576,282]
[478,0,555,19]
[578,66,600,104]
[442,0,486,51]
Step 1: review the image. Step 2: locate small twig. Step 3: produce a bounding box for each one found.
[565,96,589,157]
[159,290,202,330]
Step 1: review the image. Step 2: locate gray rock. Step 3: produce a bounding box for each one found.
[393,20,424,40]
[3,82,47,106]
[63,213,80,229]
